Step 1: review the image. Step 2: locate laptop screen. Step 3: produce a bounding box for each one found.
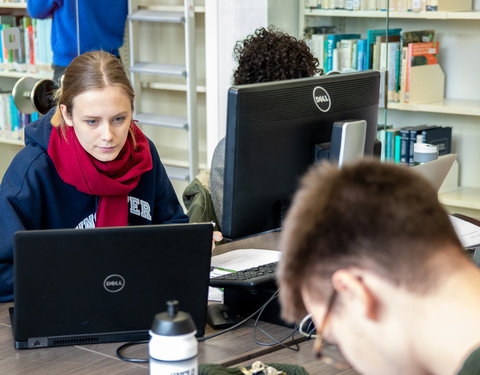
[11,223,213,349]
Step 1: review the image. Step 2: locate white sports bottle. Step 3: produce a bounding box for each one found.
[149,300,198,375]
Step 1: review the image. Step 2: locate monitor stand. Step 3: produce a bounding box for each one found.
[315,119,367,167]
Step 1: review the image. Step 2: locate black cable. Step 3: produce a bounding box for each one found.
[252,290,300,351]
[197,293,278,342]
[116,300,266,362]
[116,340,149,363]
[116,288,294,362]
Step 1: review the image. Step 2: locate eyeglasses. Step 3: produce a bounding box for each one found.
[298,290,337,359]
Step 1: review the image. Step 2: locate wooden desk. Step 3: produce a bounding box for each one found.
[0,301,304,374]
[0,232,354,374]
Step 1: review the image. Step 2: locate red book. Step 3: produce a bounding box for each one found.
[28,25,34,66]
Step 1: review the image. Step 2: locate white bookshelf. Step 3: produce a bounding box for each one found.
[0,136,22,146]
[0,2,26,10]
[300,3,480,214]
[388,99,480,117]
[440,187,480,220]
[0,3,54,179]
[303,9,480,20]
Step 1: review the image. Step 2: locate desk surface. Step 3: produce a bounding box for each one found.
[0,232,356,374]
[0,301,359,375]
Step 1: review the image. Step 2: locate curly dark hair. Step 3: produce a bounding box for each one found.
[233,25,322,85]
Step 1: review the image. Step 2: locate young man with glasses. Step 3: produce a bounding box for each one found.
[277,158,480,375]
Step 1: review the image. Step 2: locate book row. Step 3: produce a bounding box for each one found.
[305,0,471,11]
[0,92,38,141]
[0,15,53,74]
[377,124,452,166]
[305,28,440,105]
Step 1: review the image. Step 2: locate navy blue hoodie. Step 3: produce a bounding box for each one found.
[0,110,188,301]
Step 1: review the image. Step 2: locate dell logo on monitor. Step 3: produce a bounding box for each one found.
[313,86,331,112]
[103,274,125,293]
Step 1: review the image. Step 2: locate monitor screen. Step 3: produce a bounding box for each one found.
[222,70,380,240]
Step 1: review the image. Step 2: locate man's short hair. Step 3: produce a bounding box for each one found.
[277,158,464,322]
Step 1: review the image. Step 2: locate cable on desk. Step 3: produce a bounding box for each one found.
[116,339,149,363]
[252,290,300,352]
[115,302,266,362]
[197,297,272,342]
[116,289,299,361]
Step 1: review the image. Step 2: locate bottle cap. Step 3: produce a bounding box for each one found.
[150,300,196,336]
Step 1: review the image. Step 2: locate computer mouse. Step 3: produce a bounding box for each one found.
[206,303,243,330]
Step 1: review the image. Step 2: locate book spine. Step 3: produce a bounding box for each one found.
[385,130,393,161]
[409,129,420,166]
[0,25,3,70]
[326,36,336,72]
[399,128,411,165]
[311,34,326,71]
[395,47,401,102]
[387,42,399,103]
[356,39,366,71]
[399,46,408,103]
[394,134,402,163]
[373,35,381,70]
[405,43,413,103]
[377,127,387,161]
[422,127,452,155]
[351,39,357,70]
[9,95,18,133]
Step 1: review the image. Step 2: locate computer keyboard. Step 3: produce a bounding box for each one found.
[209,261,278,288]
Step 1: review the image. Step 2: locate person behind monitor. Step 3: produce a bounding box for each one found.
[277,159,480,375]
[0,51,188,302]
[207,25,323,230]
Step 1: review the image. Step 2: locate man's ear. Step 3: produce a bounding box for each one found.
[332,269,378,321]
[60,104,73,127]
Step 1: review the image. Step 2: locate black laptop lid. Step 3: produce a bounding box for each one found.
[12,223,212,349]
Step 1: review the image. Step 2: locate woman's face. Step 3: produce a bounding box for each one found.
[61,86,133,162]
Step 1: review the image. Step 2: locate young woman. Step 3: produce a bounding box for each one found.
[0,51,188,301]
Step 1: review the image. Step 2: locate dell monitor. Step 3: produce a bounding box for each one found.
[222,70,380,240]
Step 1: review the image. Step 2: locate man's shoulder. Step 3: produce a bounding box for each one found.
[457,346,480,375]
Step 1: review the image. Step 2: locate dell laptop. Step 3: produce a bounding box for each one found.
[10,222,213,349]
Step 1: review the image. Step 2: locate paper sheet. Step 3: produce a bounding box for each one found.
[450,215,480,249]
[211,248,281,271]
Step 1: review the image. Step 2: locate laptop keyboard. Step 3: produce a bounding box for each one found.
[209,261,277,288]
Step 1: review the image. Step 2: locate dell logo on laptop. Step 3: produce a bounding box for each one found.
[103,274,125,293]
[313,86,331,112]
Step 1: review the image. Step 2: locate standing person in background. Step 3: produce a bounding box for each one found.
[27,0,128,84]
[277,159,480,374]
[0,51,188,302]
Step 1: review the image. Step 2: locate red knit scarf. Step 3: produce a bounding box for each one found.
[48,123,153,227]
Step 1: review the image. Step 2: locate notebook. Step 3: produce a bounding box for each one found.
[10,222,213,349]
[412,153,457,191]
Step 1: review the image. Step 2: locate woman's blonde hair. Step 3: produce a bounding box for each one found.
[51,51,135,130]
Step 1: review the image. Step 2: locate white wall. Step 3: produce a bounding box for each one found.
[204,0,300,165]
